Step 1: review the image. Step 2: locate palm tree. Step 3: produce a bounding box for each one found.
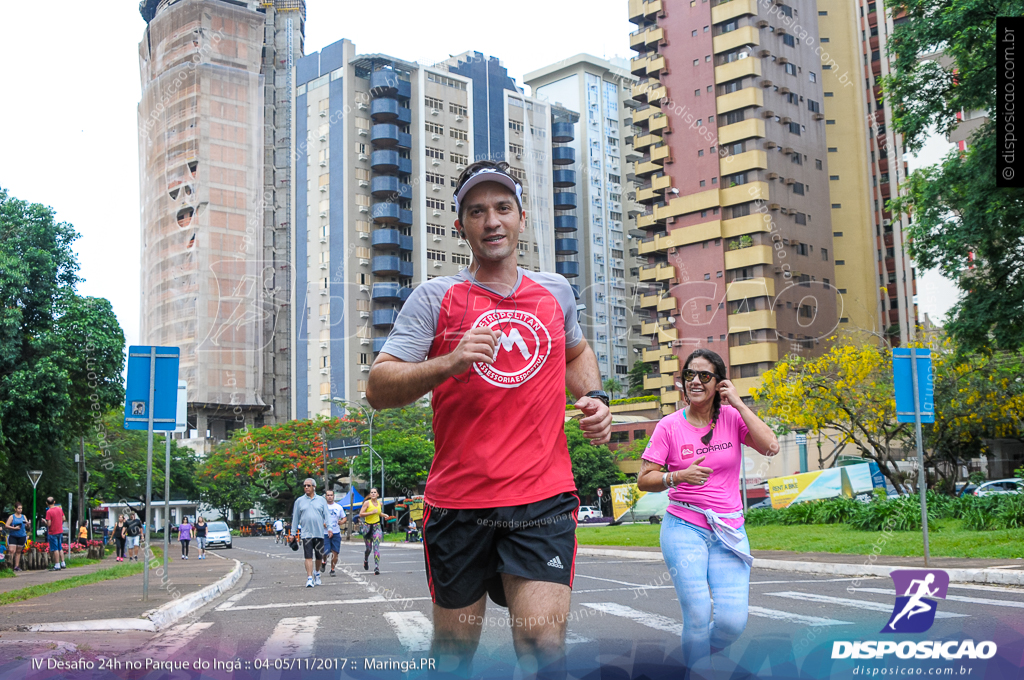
[603,377,623,399]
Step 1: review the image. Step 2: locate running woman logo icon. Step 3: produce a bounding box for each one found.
[881,569,949,634]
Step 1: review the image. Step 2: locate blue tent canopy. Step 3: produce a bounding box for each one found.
[337,488,364,511]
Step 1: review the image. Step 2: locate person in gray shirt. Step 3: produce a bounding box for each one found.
[291,478,329,588]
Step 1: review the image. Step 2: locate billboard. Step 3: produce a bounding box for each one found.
[767,462,887,508]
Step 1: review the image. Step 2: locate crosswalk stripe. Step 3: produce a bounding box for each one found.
[573,574,652,588]
[851,587,1024,610]
[747,606,853,627]
[949,583,1024,594]
[225,595,390,611]
[384,611,433,652]
[135,622,214,659]
[257,616,320,659]
[582,603,682,636]
[565,631,593,644]
[215,590,253,611]
[768,591,968,618]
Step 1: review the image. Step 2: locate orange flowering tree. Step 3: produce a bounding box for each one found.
[196,416,360,521]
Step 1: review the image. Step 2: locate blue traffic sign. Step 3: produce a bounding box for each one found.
[893,348,934,423]
[124,346,180,431]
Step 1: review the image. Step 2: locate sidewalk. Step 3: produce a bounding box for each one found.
[0,551,240,631]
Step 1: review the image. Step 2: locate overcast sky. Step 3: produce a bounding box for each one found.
[0,0,956,350]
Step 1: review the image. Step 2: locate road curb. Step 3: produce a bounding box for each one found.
[23,559,245,633]
[576,547,1024,585]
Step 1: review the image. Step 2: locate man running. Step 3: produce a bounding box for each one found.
[323,489,346,577]
[291,478,328,588]
[44,497,66,571]
[125,511,144,562]
[367,160,611,678]
[273,517,285,544]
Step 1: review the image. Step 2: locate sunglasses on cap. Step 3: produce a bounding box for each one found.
[682,369,720,385]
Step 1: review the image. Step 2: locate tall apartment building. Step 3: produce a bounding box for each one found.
[627,0,839,411]
[818,0,917,344]
[137,0,304,445]
[291,42,580,417]
[525,55,648,382]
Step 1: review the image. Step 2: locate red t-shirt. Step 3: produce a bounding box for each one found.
[45,506,64,536]
[381,269,582,509]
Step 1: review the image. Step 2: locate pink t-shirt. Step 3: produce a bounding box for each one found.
[642,405,750,531]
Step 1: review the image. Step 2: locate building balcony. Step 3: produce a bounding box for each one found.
[552,121,575,143]
[726,277,775,301]
[660,356,680,374]
[719,149,768,175]
[730,342,779,366]
[722,212,770,237]
[570,284,581,299]
[370,150,411,174]
[638,263,675,281]
[371,202,402,224]
[372,336,389,353]
[644,373,673,391]
[371,124,402,148]
[724,244,773,269]
[370,98,411,125]
[371,255,402,275]
[554,215,578,232]
[643,347,671,363]
[556,260,579,277]
[630,55,650,76]
[555,238,578,255]
[711,0,759,24]
[713,26,761,54]
[717,87,764,116]
[369,70,411,99]
[649,113,670,133]
[371,176,412,199]
[552,146,575,165]
[371,228,404,250]
[715,58,762,85]
[371,282,405,302]
[720,181,769,206]
[650,144,671,164]
[372,308,400,328]
[647,55,667,75]
[727,309,777,333]
[628,0,663,24]
[400,261,414,277]
[633,104,661,125]
[553,192,577,210]
[552,169,577,188]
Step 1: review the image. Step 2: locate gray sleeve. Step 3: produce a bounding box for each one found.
[524,271,583,349]
[379,278,456,363]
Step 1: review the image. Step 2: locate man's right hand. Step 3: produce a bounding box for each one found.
[447,327,499,376]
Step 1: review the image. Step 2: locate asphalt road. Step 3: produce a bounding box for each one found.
[118,536,1024,679]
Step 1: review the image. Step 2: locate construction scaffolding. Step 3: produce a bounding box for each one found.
[138,0,268,441]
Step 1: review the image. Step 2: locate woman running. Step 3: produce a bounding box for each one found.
[638,349,779,676]
[114,516,128,562]
[194,516,208,559]
[358,488,389,575]
[178,517,193,560]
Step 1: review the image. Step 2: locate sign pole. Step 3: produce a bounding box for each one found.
[164,433,171,581]
[28,471,42,542]
[910,348,930,566]
[144,346,156,601]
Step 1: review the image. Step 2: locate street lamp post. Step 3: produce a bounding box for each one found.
[27,470,43,539]
[329,399,376,539]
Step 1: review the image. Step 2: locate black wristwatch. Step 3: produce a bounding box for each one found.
[585,390,610,407]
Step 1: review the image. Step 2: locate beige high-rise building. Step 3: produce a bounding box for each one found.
[626,0,839,412]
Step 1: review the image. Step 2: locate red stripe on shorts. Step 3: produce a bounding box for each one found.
[422,505,436,602]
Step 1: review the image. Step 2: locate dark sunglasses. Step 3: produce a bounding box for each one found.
[682,369,719,385]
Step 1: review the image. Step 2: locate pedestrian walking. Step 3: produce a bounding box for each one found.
[290,478,328,588]
[124,511,143,562]
[637,349,779,677]
[102,524,110,546]
[5,502,29,572]
[178,517,193,559]
[366,159,611,677]
[323,490,346,577]
[44,497,66,571]
[358,489,389,575]
[194,516,208,559]
[114,516,127,562]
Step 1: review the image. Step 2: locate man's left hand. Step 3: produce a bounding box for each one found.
[575,396,612,445]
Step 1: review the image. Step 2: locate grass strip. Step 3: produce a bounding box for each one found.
[576,520,1024,559]
[0,548,163,605]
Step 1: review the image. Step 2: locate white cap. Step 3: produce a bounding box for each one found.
[453,167,523,215]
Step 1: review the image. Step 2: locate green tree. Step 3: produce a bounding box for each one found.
[565,420,625,498]
[603,377,623,399]
[0,188,125,508]
[350,429,435,497]
[627,359,654,397]
[613,435,650,461]
[884,0,1024,351]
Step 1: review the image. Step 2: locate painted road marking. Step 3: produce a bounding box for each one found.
[582,603,682,636]
[747,606,853,627]
[256,616,320,659]
[384,611,433,652]
[135,622,214,659]
[767,591,968,618]
[851,587,1024,609]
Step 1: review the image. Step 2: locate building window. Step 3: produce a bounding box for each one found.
[427,223,445,236]
[830,175,839,180]
[426,249,446,262]
[449,102,468,116]
[822,248,829,261]
[836,260,845,265]
[509,143,524,156]
[785,63,797,76]
[809,72,817,82]
[426,198,445,210]
[451,128,468,141]
[509,120,524,134]
[832,203,842,209]
[426,146,444,160]
[783,34,795,47]
[425,172,445,185]
[452,252,471,266]
[427,72,466,90]
[794,212,806,225]
[792,182,804,195]
[425,96,443,110]
[451,152,468,165]
[425,122,444,135]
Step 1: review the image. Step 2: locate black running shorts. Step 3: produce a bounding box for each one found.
[422,492,580,609]
[302,537,325,561]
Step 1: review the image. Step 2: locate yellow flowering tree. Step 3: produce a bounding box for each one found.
[752,342,913,493]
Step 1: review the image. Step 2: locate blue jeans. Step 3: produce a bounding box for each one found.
[660,513,751,670]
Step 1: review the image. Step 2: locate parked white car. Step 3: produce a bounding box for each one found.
[577,506,603,521]
[974,478,1022,496]
[205,521,233,549]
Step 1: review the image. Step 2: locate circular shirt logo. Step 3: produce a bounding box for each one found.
[472,309,551,388]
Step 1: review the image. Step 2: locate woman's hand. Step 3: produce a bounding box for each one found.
[716,379,744,408]
[677,455,713,486]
